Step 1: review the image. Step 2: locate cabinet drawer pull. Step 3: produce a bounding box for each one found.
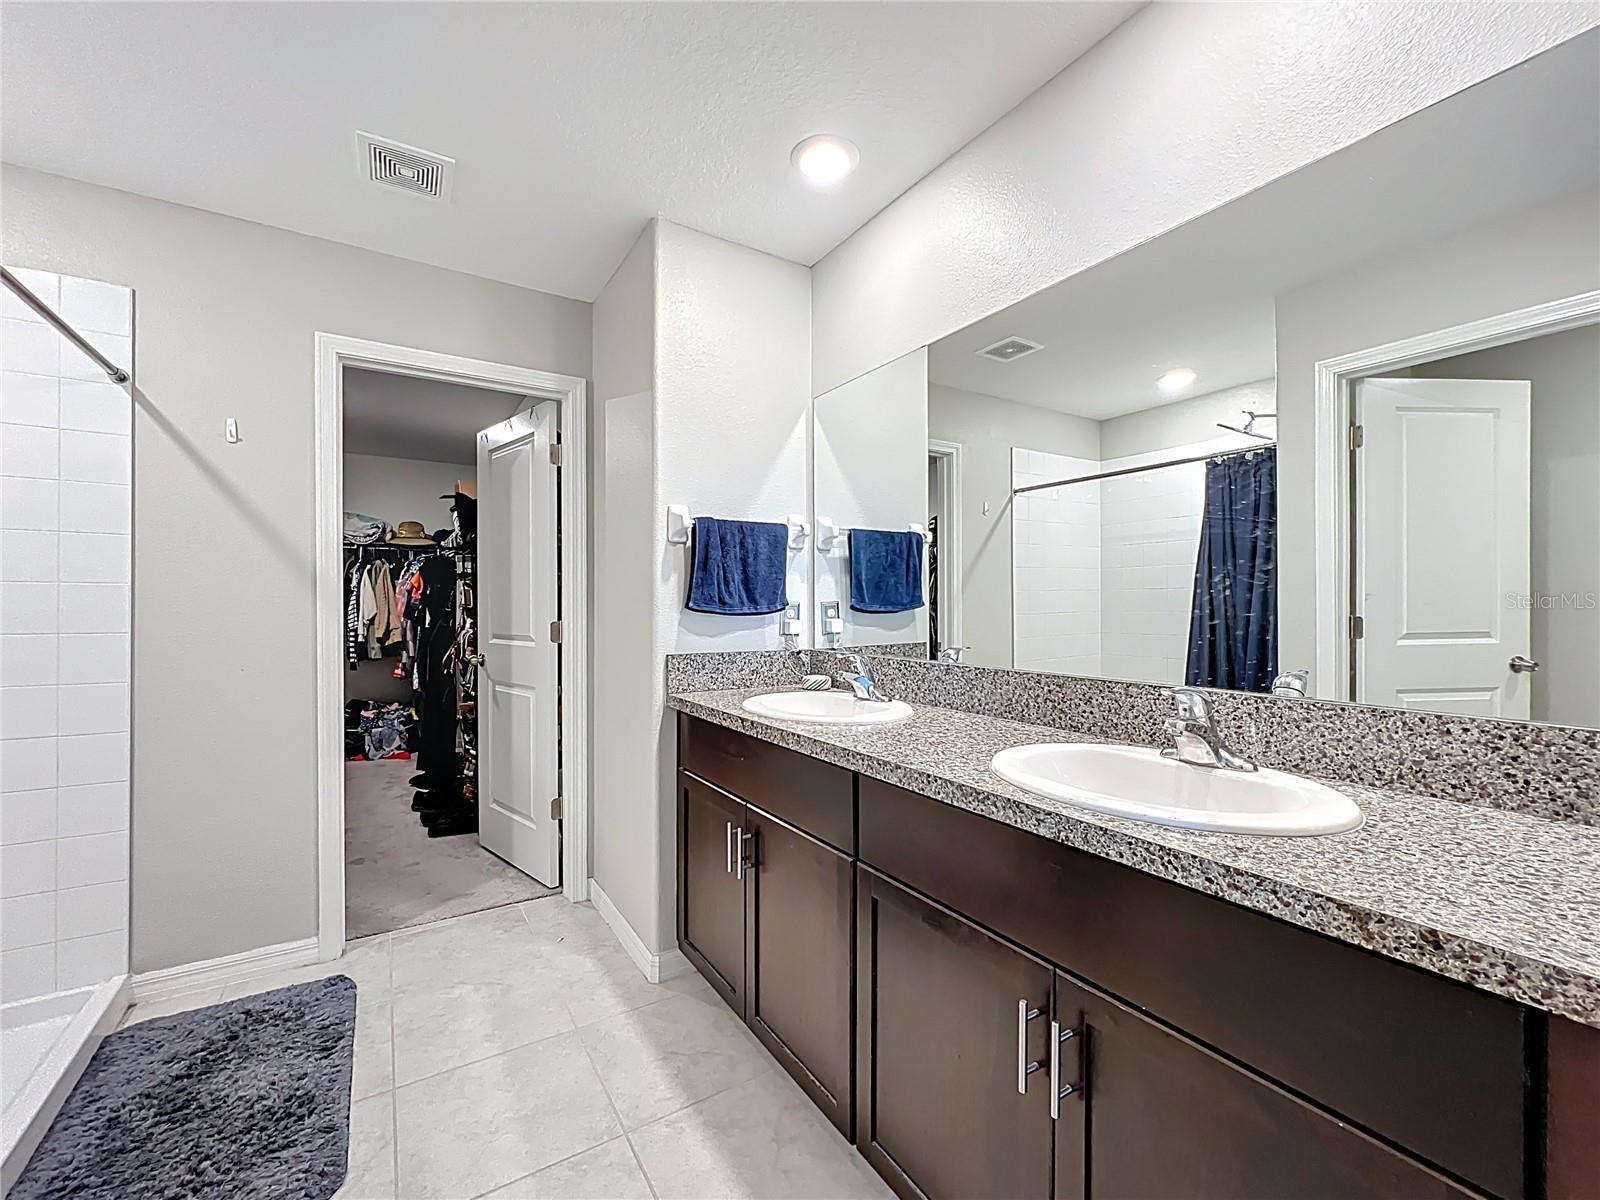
[1050,1020,1084,1119]
[1017,999,1044,1094]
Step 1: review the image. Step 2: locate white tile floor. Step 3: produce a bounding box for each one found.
[118,897,892,1200]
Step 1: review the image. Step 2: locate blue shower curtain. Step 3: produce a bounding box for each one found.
[1185,448,1278,692]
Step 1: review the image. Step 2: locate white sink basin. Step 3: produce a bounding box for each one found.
[742,690,913,726]
[990,743,1362,836]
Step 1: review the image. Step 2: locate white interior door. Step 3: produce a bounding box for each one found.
[1355,377,1532,718]
[476,399,561,884]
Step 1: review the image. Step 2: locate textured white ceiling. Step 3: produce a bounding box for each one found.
[343,368,523,463]
[929,31,1600,419]
[0,0,1140,301]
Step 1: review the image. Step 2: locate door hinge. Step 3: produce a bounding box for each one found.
[550,795,563,821]
[549,442,562,466]
[1350,614,1365,640]
[549,620,563,643]
[1350,423,1365,450]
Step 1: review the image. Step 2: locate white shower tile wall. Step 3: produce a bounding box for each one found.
[1011,449,1101,676]
[1098,459,1206,686]
[0,266,131,1003]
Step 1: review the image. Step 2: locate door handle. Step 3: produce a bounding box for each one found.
[467,653,486,668]
[1509,655,1540,674]
[1017,999,1043,1094]
[735,829,751,881]
[726,822,735,875]
[1050,1020,1084,1119]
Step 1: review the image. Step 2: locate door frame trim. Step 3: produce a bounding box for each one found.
[1311,289,1600,701]
[313,333,590,961]
[927,439,964,655]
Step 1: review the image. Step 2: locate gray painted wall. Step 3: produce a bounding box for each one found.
[591,221,813,954]
[2,166,592,972]
[590,225,659,951]
[927,383,1098,669]
[1273,189,1600,686]
[815,350,929,649]
[1413,326,1600,726]
[1099,380,1277,461]
[812,4,1596,396]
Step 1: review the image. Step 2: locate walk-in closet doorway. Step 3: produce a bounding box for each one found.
[312,335,590,960]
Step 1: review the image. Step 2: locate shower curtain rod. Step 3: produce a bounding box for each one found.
[1012,442,1275,496]
[1,265,130,384]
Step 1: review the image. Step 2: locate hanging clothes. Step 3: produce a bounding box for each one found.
[363,561,399,657]
[344,551,365,666]
[342,487,477,837]
[412,554,464,806]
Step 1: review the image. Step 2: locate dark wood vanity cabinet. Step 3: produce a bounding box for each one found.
[1053,972,1472,1199]
[675,714,1580,1200]
[857,774,1530,1200]
[855,867,1468,1200]
[676,715,856,1135]
[744,806,855,1134]
[856,868,1055,1200]
[677,773,746,1009]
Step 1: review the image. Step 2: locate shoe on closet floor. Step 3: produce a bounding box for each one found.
[426,810,478,837]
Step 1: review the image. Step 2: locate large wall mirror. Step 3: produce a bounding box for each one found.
[811,31,1600,727]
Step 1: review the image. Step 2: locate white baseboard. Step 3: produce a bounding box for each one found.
[131,936,319,1004]
[588,878,693,984]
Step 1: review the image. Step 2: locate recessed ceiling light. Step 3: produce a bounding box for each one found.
[791,134,859,186]
[1157,367,1198,395]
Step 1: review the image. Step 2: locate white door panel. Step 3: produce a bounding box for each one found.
[477,400,561,885]
[1355,378,1531,719]
[1393,688,1502,717]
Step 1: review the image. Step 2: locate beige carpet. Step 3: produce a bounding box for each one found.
[344,758,558,938]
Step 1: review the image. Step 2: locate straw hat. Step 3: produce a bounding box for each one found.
[387,521,436,547]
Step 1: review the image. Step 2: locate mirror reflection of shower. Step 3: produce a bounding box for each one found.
[809,32,1600,727]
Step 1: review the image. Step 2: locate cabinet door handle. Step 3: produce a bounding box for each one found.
[1017,999,1043,1094]
[1050,1020,1084,1119]
[726,822,735,875]
[735,829,751,881]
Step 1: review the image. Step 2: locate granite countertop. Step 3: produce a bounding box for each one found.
[668,686,1600,1029]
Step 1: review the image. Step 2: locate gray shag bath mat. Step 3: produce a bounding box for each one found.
[11,974,357,1200]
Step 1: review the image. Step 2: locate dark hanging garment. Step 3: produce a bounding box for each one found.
[1185,448,1278,692]
[413,555,461,785]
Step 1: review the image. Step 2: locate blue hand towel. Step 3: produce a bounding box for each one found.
[686,517,790,615]
[849,528,925,614]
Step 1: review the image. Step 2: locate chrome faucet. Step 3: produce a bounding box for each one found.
[1161,687,1257,772]
[834,654,889,703]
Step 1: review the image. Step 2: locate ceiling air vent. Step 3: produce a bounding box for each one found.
[976,336,1043,364]
[356,131,455,201]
